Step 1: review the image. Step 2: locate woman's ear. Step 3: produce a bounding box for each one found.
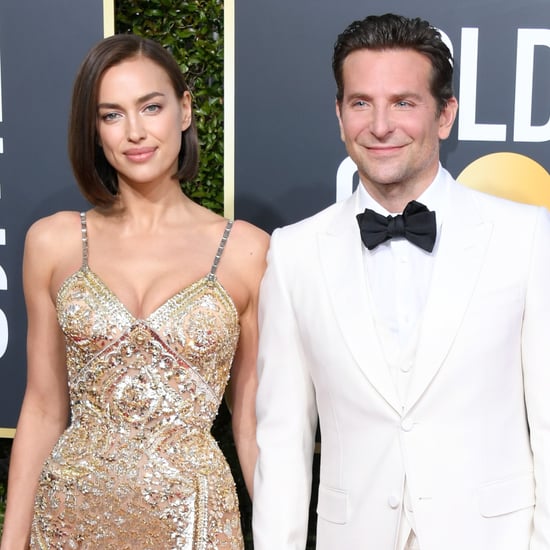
[181,90,192,131]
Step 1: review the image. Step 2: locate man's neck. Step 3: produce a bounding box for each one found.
[360,168,441,214]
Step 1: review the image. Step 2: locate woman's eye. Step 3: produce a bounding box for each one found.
[101,112,121,122]
[144,104,161,114]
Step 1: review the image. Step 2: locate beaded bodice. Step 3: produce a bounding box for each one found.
[31,214,244,549]
[57,214,240,438]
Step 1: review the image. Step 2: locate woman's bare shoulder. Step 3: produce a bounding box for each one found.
[230,219,270,253]
[26,210,82,241]
[223,219,269,292]
[24,211,84,264]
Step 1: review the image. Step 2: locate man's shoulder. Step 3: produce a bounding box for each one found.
[451,176,546,221]
[265,198,352,264]
[273,198,349,238]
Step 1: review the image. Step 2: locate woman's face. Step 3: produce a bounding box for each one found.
[96,55,192,190]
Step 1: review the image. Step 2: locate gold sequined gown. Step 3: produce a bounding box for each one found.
[31,215,244,549]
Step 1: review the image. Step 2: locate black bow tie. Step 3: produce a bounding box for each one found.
[356,200,436,252]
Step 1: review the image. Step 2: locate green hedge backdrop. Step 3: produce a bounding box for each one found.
[117,0,225,214]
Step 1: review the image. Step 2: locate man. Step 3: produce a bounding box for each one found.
[253,13,550,550]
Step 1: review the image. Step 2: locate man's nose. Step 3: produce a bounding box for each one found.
[369,107,395,138]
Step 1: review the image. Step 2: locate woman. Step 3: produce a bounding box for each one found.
[0,34,268,549]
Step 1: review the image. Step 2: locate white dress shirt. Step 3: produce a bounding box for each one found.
[356,165,450,354]
[355,164,451,549]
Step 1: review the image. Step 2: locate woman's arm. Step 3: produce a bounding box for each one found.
[1,219,70,549]
[228,221,269,498]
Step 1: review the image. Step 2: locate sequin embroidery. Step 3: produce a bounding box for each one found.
[30,216,243,549]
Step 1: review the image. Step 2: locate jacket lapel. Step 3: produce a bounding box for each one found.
[405,181,493,410]
[318,192,402,414]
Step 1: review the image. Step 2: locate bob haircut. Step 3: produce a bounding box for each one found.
[69,34,199,207]
[332,13,454,115]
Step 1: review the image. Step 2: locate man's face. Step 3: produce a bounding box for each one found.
[336,48,457,202]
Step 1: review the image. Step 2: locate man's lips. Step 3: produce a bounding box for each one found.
[365,144,404,152]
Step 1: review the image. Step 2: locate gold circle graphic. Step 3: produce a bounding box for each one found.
[457,152,550,210]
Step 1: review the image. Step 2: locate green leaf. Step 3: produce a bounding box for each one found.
[115,0,225,215]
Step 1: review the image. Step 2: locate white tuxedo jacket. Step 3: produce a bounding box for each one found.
[253,171,550,550]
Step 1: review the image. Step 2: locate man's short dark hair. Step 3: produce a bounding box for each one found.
[332,13,454,114]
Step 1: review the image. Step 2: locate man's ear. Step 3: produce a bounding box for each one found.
[438,96,458,140]
[335,99,346,143]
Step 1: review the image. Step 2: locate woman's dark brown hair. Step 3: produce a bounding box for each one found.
[69,34,199,206]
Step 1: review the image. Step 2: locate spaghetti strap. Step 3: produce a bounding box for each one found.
[79,212,89,269]
[208,220,234,279]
